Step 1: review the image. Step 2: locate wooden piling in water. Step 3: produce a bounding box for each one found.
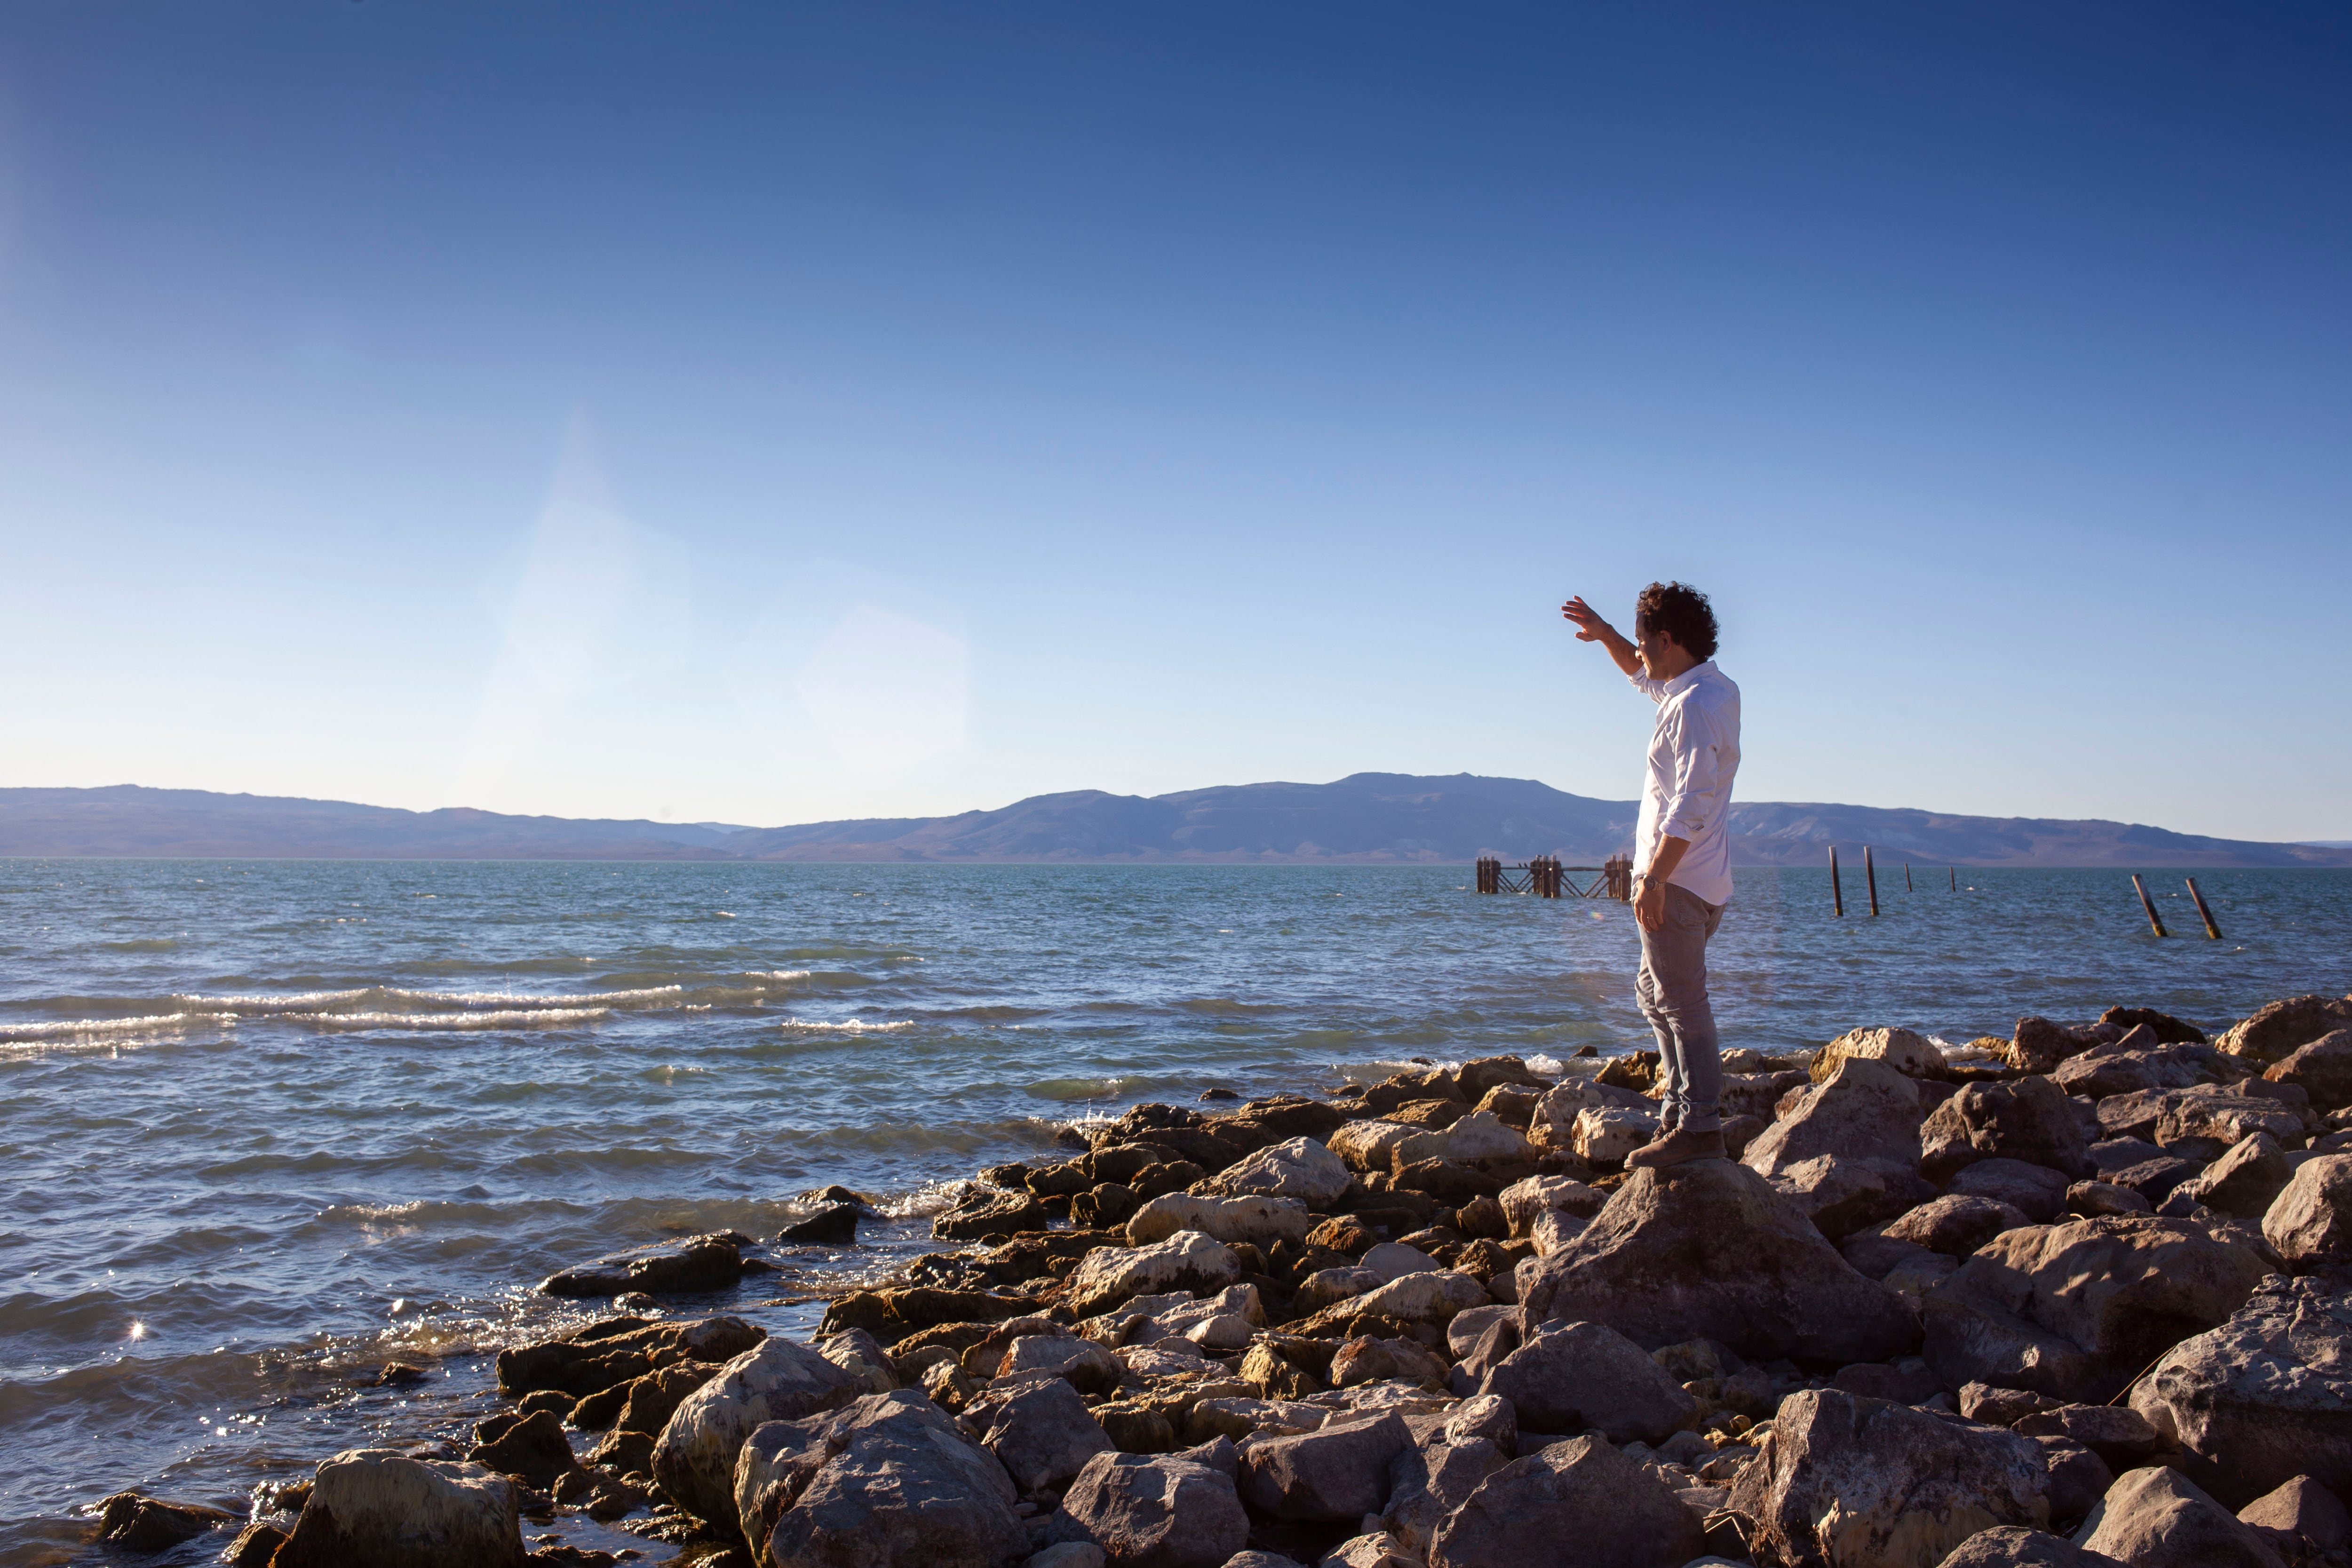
[2185,877,2223,940]
[1865,847,1880,916]
[1830,846,1843,916]
[1949,866,1956,891]
[2131,873,2168,938]
[1905,862,1913,892]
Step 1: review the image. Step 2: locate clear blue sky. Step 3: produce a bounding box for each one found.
[3,4,2345,839]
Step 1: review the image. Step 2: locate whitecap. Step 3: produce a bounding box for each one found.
[0,1011,235,1043]
[286,1008,612,1030]
[775,1018,913,1033]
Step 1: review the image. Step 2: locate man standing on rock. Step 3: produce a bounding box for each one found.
[1561,582,1742,1169]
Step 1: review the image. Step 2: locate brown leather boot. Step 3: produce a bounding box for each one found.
[1624,1124,1727,1170]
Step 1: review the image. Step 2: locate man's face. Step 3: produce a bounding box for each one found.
[1633,619,1673,678]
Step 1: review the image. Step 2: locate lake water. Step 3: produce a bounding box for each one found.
[4,859,2348,1563]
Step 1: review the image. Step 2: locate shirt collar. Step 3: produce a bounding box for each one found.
[1663,660,1715,697]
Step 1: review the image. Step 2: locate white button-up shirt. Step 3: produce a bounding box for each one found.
[1630,660,1742,907]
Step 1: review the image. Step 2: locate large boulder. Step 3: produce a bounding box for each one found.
[271,1449,526,1568]
[2080,1466,2287,1568]
[93,1494,236,1554]
[2263,1153,2352,1267]
[468,1409,579,1488]
[1237,1412,1414,1521]
[1498,1176,1602,1239]
[1475,1318,1698,1444]
[2007,1018,2103,1075]
[734,1390,1025,1568]
[540,1233,746,1297]
[2168,1134,2293,1220]
[974,1377,1115,1492]
[2154,1087,2308,1160]
[1520,1160,1919,1364]
[1380,1439,1509,1556]
[1726,1390,2050,1568]
[2266,1032,2352,1113]
[1393,1109,1532,1167]
[1427,1434,1702,1568]
[1922,1216,2271,1404]
[1293,1269,1489,1333]
[1742,1058,1933,1237]
[1948,1160,2074,1224]
[1067,1232,1241,1316]
[2131,1276,2352,1506]
[2238,1474,2352,1556]
[1330,1120,1422,1172]
[1931,1528,2123,1567]
[653,1337,865,1525]
[1050,1450,1250,1568]
[1196,1137,1351,1208]
[1125,1194,1311,1250]
[1816,1027,1951,1082]
[2219,996,2352,1068]
[935,1186,1052,1241]
[1881,1195,2034,1257]
[1922,1077,2092,1183]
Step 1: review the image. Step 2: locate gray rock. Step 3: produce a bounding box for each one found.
[1067,1232,1242,1317]
[1380,1438,1509,1555]
[2033,1435,2116,1524]
[1883,1194,2036,1256]
[1294,1266,1383,1314]
[1521,1159,1919,1364]
[653,1336,864,1525]
[1742,1058,1933,1237]
[735,1389,1026,1568]
[2152,1086,2308,1161]
[1328,1336,1448,1390]
[1478,1319,1699,1445]
[2066,1181,2152,1218]
[1725,1390,2051,1568]
[1358,1242,1440,1281]
[978,1377,1117,1492]
[936,1186,1051,1241]
[1444,1393,1518,1454]
[2265,1031,2352,1114]
[1931,1528,2123,1567]
[271,1449,525,1568]
[2238,1474,2352,1552]
[1922,1215,2271,1404]
[1316,1535,1417,1568]
[1237,1412,1414,1523]
[2218,996,2352,1069]
[1053,1451,1250,1568]
[2131,1276,2352,1506]
[780,1203,862,1245]
[1948,1160,2076,1223]
[1922,1077,2092,1184]
[467,1409,579,1488]
[2010,1404,2163,1470]
[2081,1465,2287,1568]
[1026,1546,1108,1568]
[540,1232,746,1297]
[1001,1336,1124,1396]
[1428,1434,1703,1568]
[1197,1136,1351,1207]
[2263,1154,2352,1267]
[1126,1194,1312,1250]
[1498,1176,1604,1239]
[93,1493,236,1554]
[1219,1556,1306,1568]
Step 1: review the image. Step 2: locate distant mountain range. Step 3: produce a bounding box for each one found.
[2,777,2347,868]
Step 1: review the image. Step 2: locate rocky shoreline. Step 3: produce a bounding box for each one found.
[85,990,2352,1568]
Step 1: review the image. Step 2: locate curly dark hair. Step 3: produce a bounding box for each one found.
[1633,581,1719,661]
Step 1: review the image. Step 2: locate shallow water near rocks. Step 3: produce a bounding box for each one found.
[2,858,2346,1563]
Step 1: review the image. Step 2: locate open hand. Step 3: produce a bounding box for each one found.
[1561,596,1612,642]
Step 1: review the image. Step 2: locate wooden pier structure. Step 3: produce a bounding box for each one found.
[1475,854,1633,900]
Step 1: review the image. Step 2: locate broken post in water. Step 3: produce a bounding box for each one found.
[1905,862,1913,892]
[1830,846,1843,916]
[1474,855,1629,900]
[1865,846,1880,916]
[1949,866,1956,891]
[2131,873,2169,938]
[2185,876,2223,940]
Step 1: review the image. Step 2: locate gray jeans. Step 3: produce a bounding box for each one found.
[1636,882,1725,1132]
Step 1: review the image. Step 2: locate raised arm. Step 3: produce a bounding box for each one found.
[1562,595,1643,677]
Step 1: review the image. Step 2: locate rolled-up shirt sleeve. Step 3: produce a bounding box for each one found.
[1627,671,1667,704]
[1655,703,1723,843]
